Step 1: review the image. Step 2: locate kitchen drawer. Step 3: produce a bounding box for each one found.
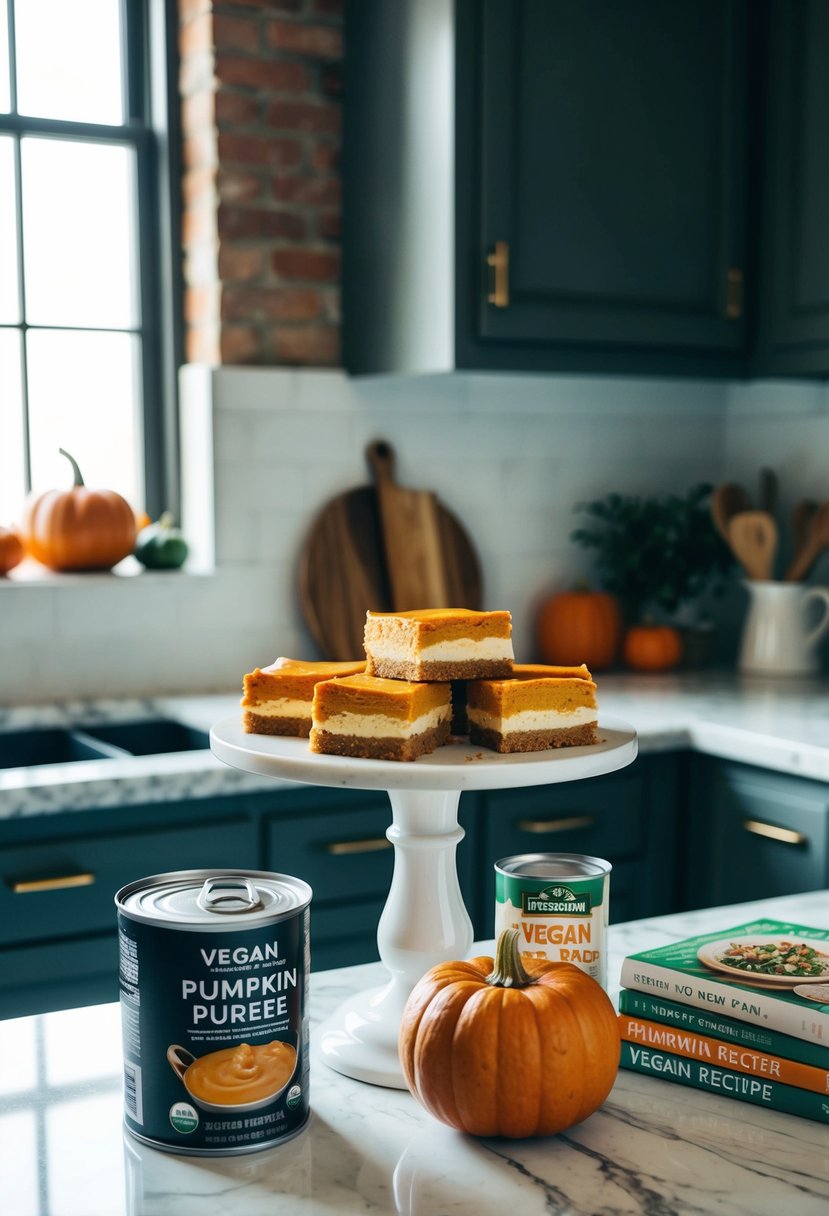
[688,759,829,907]
[265,800,476,910]
[311,900,384,972]
[0,932,119,1019]
[0,817,257,947]
[482,769,647,868]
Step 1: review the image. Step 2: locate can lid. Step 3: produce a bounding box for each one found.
[116,869,312,930]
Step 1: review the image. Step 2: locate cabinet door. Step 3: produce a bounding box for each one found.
[753,0,829,374]
[470,0,748,359]
[688,759,829,907]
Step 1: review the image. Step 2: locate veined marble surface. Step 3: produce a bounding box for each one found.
[1,889,827,1216]
[0,671,828,819]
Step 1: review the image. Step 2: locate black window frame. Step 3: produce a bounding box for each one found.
[0,0,182,520]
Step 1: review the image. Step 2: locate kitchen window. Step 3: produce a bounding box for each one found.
[0,0,181,531]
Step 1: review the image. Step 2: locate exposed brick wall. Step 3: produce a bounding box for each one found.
[179,0,343,366]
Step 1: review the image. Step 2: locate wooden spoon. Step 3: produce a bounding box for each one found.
[785,501,829,582]
[728,510,778,580]
[791,498,818,566]
[711,483,752,544]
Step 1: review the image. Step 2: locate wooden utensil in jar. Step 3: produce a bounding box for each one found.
[711,482,752,544]
[785,500,829,582]
[728,510,778,581]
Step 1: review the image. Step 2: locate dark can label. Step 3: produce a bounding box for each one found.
[116,870,311,1156]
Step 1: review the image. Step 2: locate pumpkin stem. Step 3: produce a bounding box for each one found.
[59,448,84,487]
[486,928,537,989]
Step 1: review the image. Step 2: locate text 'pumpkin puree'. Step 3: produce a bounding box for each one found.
[399,928,620,1139]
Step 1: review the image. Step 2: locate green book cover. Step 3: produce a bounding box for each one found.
[617,988,829,1069]
[619,1041,829,1125]
[619,918,829,1046]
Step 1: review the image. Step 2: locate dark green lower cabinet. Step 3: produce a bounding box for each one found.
[686,757,829,908]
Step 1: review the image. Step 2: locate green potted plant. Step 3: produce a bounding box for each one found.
[571,483,734,670]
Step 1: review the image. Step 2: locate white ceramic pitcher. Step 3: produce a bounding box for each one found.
[738,580,829,675]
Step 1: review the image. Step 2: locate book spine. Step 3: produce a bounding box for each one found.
[619,1014,829,1096]
[619,956,829,1046]
[619,1042,829,1124]
[617,989,829,1069]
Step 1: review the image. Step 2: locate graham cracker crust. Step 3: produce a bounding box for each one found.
[309,719,450,762]
[469,721,598,753]
[243,711,309,737]
[365,656,513,682]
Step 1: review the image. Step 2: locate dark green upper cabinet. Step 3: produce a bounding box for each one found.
[469,0,748,366]
[752,0,829,376]
[344,0,750,377]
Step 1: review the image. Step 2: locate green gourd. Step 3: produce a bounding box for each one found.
[134,512,189,570]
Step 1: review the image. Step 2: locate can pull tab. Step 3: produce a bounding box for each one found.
[197,875,263,914]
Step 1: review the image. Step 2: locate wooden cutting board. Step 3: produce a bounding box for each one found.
[298,440,482,660]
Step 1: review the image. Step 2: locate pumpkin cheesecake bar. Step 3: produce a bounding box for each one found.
[466,663,598,753]
[310,674,452,761]
[363,608,514,682]
[242,657,365,737]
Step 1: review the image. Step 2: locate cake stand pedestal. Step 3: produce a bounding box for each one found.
[210,718,637,1089]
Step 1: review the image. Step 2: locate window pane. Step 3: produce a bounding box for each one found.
[0,329,25,525]
[27,329,142,510]
[0,3,9,113]
[0,136,20,323]
[14,0,124,125]
[22,138,138,329]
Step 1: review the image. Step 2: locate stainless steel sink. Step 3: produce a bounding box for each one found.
[0,721,210,769]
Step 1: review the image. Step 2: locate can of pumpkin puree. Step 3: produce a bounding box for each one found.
[494,853,611,990]
[115,869,311,1156]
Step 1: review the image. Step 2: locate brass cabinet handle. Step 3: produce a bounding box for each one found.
[487,240,510,307]
[726,266,743,319]
[743,819,806,847]
[9,872,96,894]
[323,837,391,856]
[517,815,595,834]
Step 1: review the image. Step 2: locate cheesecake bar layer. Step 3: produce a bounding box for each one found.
[364,608,514,682]
[242,657,365,737]
[310,674,452,761]
[466,663,598,753]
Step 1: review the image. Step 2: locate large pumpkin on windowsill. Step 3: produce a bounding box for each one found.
[21,449,137,572]
[398,928,620,1139]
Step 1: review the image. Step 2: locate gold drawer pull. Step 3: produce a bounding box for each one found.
[518,815,595,834]
[323,837,391,856]
[10,872,96,894]
[487,240,510,307]
[743,819,806,847]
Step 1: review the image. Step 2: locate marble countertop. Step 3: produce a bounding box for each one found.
[1,888,827,1216]
[1,670,828,819]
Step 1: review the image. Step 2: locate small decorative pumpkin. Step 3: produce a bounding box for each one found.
[623,623,683,672]
[21,448,137,572]
[536,586,622,670]
[134,512,189,570]
[0,525,25,575]
[399,928,620,1139]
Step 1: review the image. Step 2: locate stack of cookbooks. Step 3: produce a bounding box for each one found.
[617,917,829,1124]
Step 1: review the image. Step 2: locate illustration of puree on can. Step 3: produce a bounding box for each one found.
[116,869,311,1156]
[167,1036,298,1111]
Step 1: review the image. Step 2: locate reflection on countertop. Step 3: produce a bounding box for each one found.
[1,670,828,819]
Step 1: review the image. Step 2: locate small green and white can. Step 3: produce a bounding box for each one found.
[494,853,611,990]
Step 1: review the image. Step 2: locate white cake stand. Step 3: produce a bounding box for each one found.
[210,717,637,1089]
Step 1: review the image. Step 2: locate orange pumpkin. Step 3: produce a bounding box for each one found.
[536,587,622,670]
[0,525,24,575]
[21,449,137,572]
[623,623,683,672]
[399,928,620,1139]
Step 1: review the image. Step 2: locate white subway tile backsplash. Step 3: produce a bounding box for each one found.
[6,364,829,704]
